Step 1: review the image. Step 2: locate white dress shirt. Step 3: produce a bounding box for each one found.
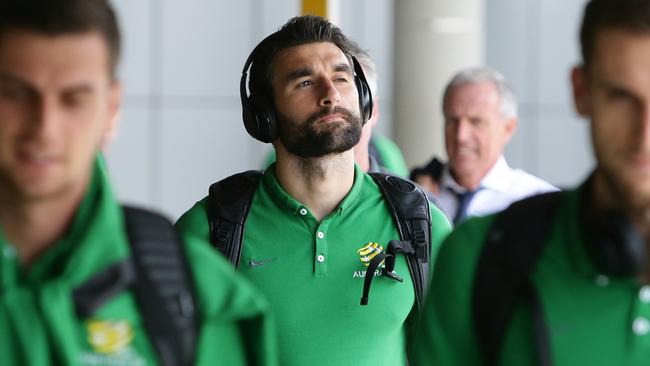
[434,156,558,223]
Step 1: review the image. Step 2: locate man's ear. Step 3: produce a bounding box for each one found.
[571,65,591,117]
[367,100,380,128]
[101,80,123,151]
[502,116,518,144]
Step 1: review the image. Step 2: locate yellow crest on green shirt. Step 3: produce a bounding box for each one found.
[357,242,384,267]
[86,320,134,354]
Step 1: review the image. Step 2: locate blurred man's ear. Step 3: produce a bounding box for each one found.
[571,65,591,117]
[502,116,518,144]
[101,80,123,152]
[367,100,380,128]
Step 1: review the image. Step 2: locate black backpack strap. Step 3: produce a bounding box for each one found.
[73,207,198,366]
[472,191,563,366]
[123,206,198,366]
[73,260,135,318]
[207,170,263,268]
[367,173,432,310]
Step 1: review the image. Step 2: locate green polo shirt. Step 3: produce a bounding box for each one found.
[410,183,650,366]
[176,164,451,366]
[0,157,276,366]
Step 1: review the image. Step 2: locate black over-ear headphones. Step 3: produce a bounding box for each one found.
[580,179,646,277]
[240,37,374,143]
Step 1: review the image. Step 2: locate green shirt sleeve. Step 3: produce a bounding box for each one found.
[428,203,453,277]
[177,201,278,366]
[408,215,496,366]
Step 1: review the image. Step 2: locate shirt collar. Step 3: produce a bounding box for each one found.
[563,182,597,276]
[477,156,512,192]
[262,162,364,216]
[441,155,511,194]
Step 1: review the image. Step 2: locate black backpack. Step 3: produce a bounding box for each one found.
[206,170,433,309]
[73,206,197,366]
[472,191,563,366]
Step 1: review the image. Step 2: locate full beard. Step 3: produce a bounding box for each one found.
[277,106,362,158]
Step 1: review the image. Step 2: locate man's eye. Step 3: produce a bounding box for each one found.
[62,92,89,108]
[298,80,313,88]
[0,86,32,101]
[445,118,458,126]
[609,89,633,101]
[334,77,349,83]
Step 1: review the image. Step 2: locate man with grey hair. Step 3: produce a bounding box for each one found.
[411,66,556,224]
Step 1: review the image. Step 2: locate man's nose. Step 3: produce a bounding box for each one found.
[455,119,471,142]
[638,103,650,150]
[319,78,341,107]
[30,95,60,138]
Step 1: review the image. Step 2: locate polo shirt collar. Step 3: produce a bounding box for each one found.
[562,177,629,280]
[262,162,364,216]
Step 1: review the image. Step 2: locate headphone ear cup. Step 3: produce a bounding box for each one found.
[351,56,373,125]
[246,94,277,143]
[583,211,646,277]
[355,75,373,124]
[240,38,278,144]
[249,94,278,142]
[242,93,261,140]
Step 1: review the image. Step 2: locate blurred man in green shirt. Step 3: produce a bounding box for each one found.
[0,1,276,365]
[410,1,650,365]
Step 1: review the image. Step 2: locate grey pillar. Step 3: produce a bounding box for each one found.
[393,0,484,167]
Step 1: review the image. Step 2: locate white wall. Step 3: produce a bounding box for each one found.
[486,0,594,188]
[106,0,593,220]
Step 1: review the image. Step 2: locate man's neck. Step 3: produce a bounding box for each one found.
[0,182,87,266]
[274,145,356,222]
[450,170,482,191]
[353,144,370,172]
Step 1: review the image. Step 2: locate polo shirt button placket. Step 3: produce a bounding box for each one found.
[2,246,15,259]
[639,286,650,303]
[314,230,327,275]
[633,317,650,336]
[299,208,308,216]
[594,274,609,287]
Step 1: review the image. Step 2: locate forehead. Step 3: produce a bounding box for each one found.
[0,30,112,86]
[444,81,500,115]
[589,29,650,86]
[271,42,350,79]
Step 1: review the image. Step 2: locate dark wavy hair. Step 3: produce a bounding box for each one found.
[580,0,650,66]
[248,15,354,99]
[0,0,121,77]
